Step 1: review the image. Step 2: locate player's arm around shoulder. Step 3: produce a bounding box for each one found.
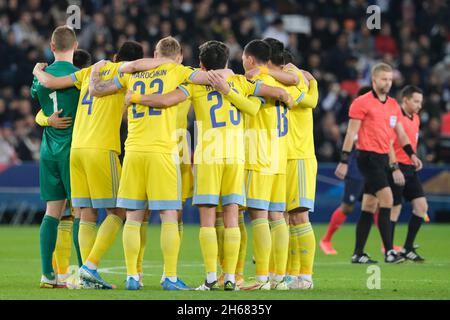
[119,58,174,73]
[258,82,294,109]
[35,109,49,126]
[294,71,319,109]
[189,67,235,85]
[89,60,122,97]
[125,87,188,109]
[207,71,261,116]
[35,109,72,129]
[265,64,318,110]
[32,63,76,90]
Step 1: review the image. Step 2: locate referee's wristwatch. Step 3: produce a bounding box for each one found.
[340,151,351,164]
[390,162,400,172]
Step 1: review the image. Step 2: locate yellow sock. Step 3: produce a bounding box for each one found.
[286,225,293,274]
[215,217,225,269]
[54,220,73,274]
[251,218,271,277]
[269,233,275,275]
[79,221,97,264]
[223,227,241,275]
[289,225,300,275]
[236,212,247,275]
[52,254,57,272]
[178,222,184,242]
[137,221,148,274]
[296,223,316,276]
[270,219,289,277]
[199,227,218,273]
[161,221,180,277]
[123,220,141,276]
[87,214,122,267]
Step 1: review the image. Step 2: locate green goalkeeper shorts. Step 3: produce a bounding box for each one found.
[40,157,71,202]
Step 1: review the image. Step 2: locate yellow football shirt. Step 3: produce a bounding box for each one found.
[70,62,125,154]
[116,63,196,154]
[245,74,302,174]
[284,67,318,160]
[179,74,259,164]
[176,99,192,164]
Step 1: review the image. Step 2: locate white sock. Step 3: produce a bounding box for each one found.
[128,274,139,282]
[206,272,217,283]
[300,274,312,282]
[256,275,268,283]
[274,275,284,282]
[84,261,97,270]
[224,273,235,283]
[168,276,177,282]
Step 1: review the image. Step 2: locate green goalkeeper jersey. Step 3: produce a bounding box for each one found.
[31,61,80,160]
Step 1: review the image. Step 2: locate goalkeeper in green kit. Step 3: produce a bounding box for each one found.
[30,26,81,288]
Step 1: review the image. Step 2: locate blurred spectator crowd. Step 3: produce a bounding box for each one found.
[0,0,449,165]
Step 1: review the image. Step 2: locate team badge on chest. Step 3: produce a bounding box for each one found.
[389,116,397,128]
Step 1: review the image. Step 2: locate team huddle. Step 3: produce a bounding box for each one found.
[31,25,426,293]
[32,26,318,291]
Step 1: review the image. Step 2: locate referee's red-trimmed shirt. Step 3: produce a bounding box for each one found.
[393,110,420,165]
[349,90,402,154]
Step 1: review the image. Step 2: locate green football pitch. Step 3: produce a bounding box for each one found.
[0,224,449,300]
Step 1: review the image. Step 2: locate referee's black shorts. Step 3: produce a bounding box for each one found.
[356,150,390,195]
[342,176,365,205]
[388,163,425,206]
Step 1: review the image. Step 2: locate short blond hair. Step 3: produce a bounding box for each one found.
[51,26,77,52]
[371,62,393,76]
[155,36,182,59]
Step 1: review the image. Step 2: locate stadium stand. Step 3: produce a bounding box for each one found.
[0,0,449,165]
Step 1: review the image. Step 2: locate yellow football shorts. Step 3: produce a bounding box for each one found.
[193,162,245,206]
[181,163,193,202]
[70,148,121,208]
[245,170,286,211]
[117,152,181,210]
[286,158,317,212]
